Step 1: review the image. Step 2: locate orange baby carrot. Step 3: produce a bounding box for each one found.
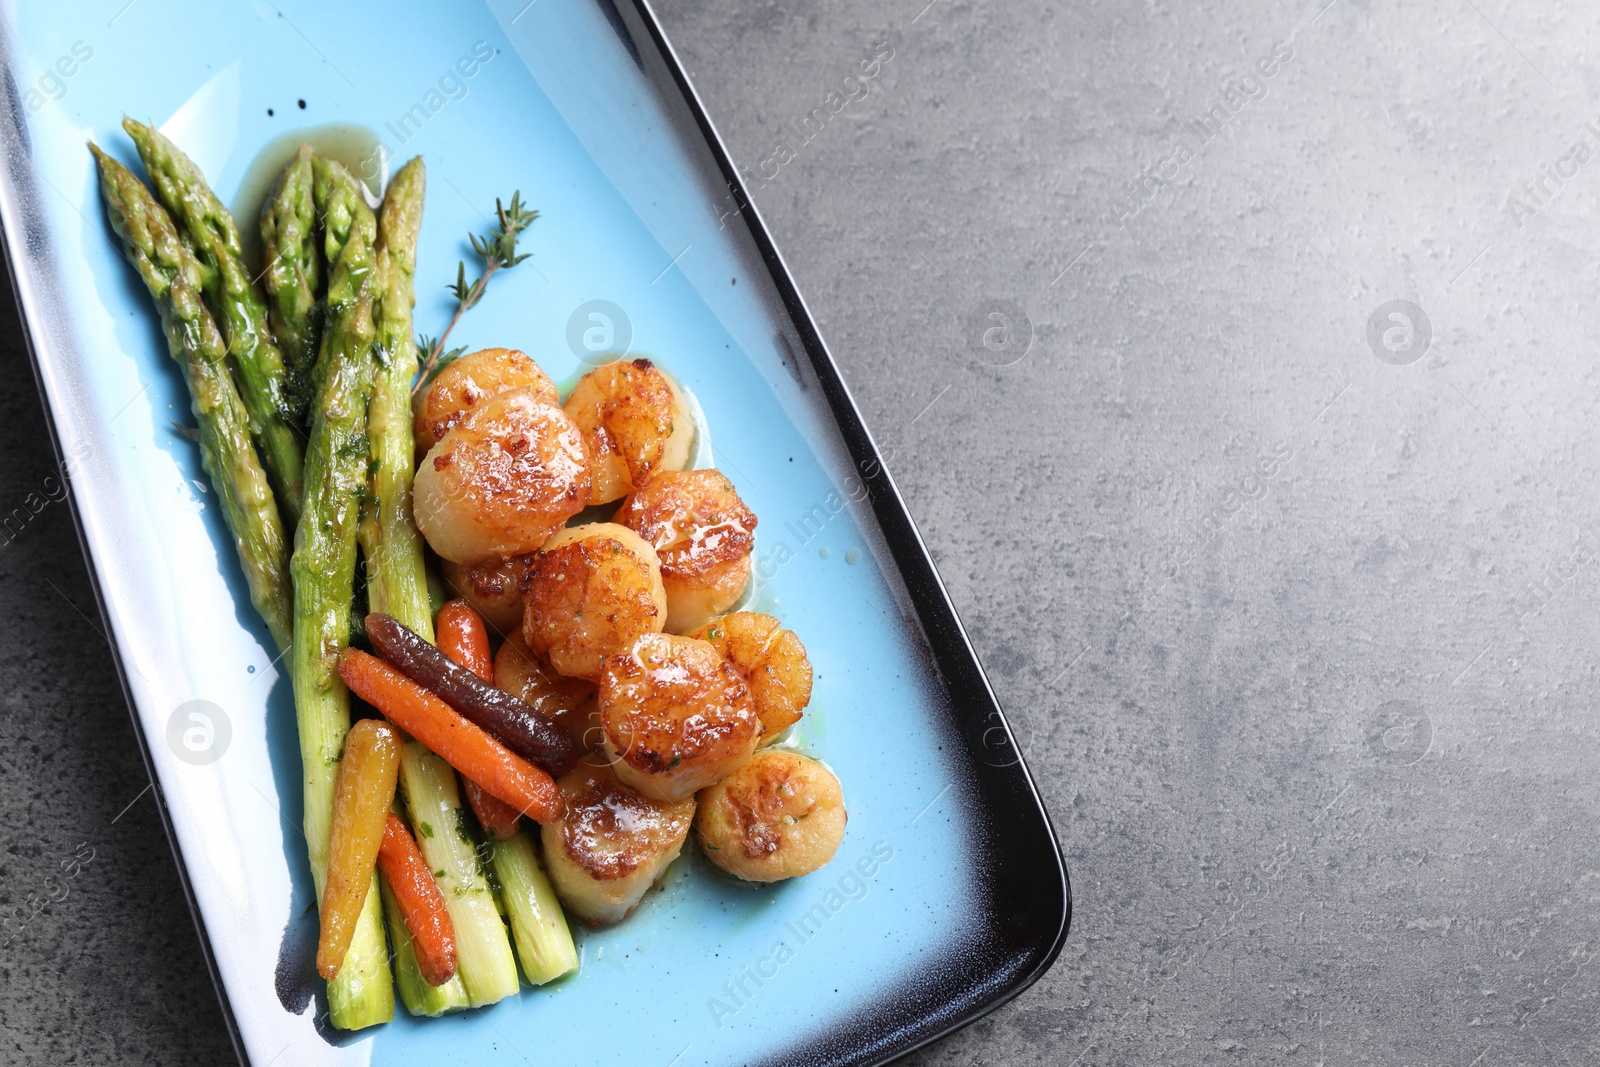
[376,813,457,986]
[437,600,524,840]
[437,599,492,679]
[462,778,523,841]
[316,719,401,980]
[337,649,562,824]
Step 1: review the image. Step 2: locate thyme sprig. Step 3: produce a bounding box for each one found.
[413,191,539,395]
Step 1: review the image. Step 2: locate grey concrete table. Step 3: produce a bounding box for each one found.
[3,0,1597,1063]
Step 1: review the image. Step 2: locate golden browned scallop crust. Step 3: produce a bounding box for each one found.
[413,392,591,565]
[599,632,761,802]
[440,554,530,636]
[540,761,695,925]
[695,749,846,882]
[614,469,757,633]
[494,630,599,749]
[522,523,667,682]
[562,358,694,505]
[414,347,560,453]
[692,612,812,744]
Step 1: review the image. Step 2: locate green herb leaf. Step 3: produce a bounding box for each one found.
[454,806,476,844]
[412,190,541,398]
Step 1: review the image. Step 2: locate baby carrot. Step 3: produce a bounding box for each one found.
[337,649,562,823]
[316,719,401,980]
[366,613,580,775]
[376,813,458,986]
[437,599,492,679]
[462,779,523,841]
[438,600,524,840]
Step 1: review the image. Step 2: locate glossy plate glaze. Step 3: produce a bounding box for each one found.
[0,1,1068,1064]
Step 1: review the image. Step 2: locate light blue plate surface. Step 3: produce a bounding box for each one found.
[0,2,998,1064]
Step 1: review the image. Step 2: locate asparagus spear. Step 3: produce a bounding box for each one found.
[366,157,432,632]
[370,158,521,1006]
[90,144,293,653]
[259,144,322,425]
[121,117,306,523]
[492,830,578,985]
[359,157,487,1017]
[291,156,392,1030]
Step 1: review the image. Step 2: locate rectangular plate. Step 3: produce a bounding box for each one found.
[0,1,1068,1064]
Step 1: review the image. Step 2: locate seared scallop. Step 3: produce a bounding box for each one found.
[540,761,695,925]
[413,392,590,564]
[695,749,846,882]
[440,554,529,636]
[691,612,812,744]
[614,469,757,633]
[562,358,694,506]
[494,630,600,749]
[599,632,761,802]
[414,347,560,454]
[522,523,667,682]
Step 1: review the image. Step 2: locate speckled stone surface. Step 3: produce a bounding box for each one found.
[6,0,1600,1064]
